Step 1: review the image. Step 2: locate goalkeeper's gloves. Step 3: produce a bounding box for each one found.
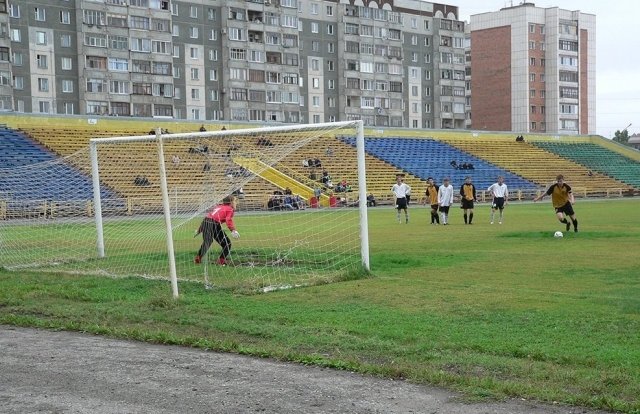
[231,230,240,239]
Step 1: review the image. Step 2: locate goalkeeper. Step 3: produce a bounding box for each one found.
[194,195,240,266]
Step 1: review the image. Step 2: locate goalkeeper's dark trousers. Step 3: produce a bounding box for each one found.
[198,218,231,260]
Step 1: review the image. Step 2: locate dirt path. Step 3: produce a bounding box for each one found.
[0,326,606,414]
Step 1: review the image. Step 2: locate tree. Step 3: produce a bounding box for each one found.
[613,129,630,145]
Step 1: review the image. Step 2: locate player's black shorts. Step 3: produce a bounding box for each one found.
[430,204,439,211]
[461,199,474,209]
[396,197,407,210]
[492,197,505,210]
[439,205,450,214]
[555,201,575,216]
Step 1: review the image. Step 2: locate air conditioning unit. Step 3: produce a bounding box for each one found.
[221,28,227,34]
[264,0,271,5]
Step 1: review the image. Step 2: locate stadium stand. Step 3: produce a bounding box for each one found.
[445,139,635,196]
[0,127,118,218]
[341,137,537,193]
[531,142,640,190]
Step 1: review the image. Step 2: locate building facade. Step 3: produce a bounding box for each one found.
[468,3,596,134]
[2,0,468,128]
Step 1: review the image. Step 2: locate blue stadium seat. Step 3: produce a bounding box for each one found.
[341,137,538,190]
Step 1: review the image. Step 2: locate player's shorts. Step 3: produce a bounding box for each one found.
[439,205,450,214]
[555,201,575,216]
[395,197,407,210]
[492,197,505,210]
[461,199,474,209]
[430,204,439,211]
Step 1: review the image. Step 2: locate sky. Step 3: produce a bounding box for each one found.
[453,0,640,138]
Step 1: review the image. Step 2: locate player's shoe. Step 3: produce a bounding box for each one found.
[405,218,409,224]
[194,255,201,264]
[216,257,226,266]
[499,221,502,225]
[490,221,494,225]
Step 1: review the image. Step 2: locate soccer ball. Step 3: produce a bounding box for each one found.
[554,231,564,238]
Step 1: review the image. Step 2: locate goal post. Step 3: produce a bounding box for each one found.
[1,120,368,296]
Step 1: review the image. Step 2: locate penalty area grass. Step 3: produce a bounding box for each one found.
[1,198,639,413]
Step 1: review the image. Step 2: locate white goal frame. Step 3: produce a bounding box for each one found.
[89,120,368,298]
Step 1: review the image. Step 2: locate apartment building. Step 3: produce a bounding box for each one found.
[468,3,596,134]
[3,0,467,128]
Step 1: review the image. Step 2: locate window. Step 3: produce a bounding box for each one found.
[530,89,535,98]
[36,54,48,69]
[12,51,23,66]
[326,5,333,16]
[312,96,320,107]
[190,5,198,18]
[311,59,319,71]
[327,24,334,35]
[529,41,535,50]
[529,57,535,66]
[130,37,151,52]
[328,79,335,89]
[559,40,578,52]
[60,10,70,24]
[9,3,19,18]
[191,88,200,100]
[38,78,49,92]
[190,27,198,38]
[130,16,150,29]
[152,41,171,54]
[85,34,107,48]
[39,101,51,113]
[108,58,129,71]
[209,69,218,81]
[311,22,318,33]
[61,34,71,48]
[190,68,199,80]
[310,3,318,14]
[531,122,537,131]
[529,73,536,82]
[172,24,179,36]
[36,31,47,45]
[559,87,578,99]
[35,7,46,21]
[327,60,334,71]
[228,28,245,41]
[531,105,536,114]
[62,80,74,93]
[529,24,535,33]
[13,76,24,90]
[11,29,22,42]
[63,103,74,115]
[61,57,72,70]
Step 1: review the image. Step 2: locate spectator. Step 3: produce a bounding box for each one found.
[221,126,227,131]
[302,159,309,168]
[326,147,334,157]
[309,169,318,181]
[148,129,156,135]
[516,135,525,142]
[284,187,293,195]
[313,158,322,168]
[321,171,333,188]
[366,193,377,207]
[450,160,458,169]
[199,125,207,132]
[468,163,475,170]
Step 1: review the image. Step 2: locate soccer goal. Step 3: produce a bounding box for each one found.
[0,121,368,297]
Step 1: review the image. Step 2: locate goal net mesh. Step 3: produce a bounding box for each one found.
[0,122,367,293]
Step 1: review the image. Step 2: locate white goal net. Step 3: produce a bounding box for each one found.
[0,121,368,295]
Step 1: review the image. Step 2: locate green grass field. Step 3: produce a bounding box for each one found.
[1,199,639,413]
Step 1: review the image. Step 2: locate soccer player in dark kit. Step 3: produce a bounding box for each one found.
[533,174,579,232]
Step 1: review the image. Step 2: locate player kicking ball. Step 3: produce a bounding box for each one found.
[194,195,240,266]
[533,174,578,232]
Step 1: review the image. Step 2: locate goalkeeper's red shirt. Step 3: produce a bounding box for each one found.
[206,204,236,231]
